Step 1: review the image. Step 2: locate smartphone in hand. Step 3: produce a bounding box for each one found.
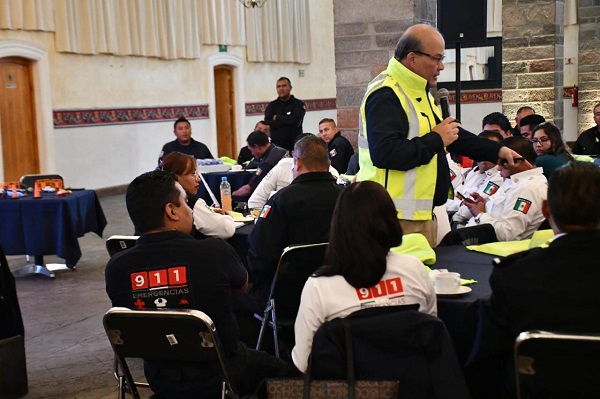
[456,191,474,202]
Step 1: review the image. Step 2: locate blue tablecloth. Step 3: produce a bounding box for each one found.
[197,171,254,205]
[0,190,107,266]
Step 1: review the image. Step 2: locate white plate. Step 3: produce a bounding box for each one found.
[435,286,472,297]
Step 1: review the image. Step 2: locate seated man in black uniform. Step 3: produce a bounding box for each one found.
[466,161,600,398]
[318,118,355,174]
[245,135,343,312]
[232,130,287,199]
[237,121,270,166]
[158,116,213,167]
[105,170,294,399]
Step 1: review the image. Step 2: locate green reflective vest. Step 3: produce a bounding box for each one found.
[358,57,442,220]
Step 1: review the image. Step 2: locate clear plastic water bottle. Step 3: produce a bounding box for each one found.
[220,177,232,211]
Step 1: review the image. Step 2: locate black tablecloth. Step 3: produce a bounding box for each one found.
[197,171,253,205]
[228,225,496,362]
[433,246,496,362]
[0,190,107,266]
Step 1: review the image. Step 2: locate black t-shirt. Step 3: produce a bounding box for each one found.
[158,138,214,167]
[264,95,306,151]
[105,230,246,356]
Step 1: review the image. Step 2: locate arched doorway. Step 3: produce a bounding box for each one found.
[214,65,236,158]
[0,56,40,181]
[208,53,245,160]
[0,40,55,181]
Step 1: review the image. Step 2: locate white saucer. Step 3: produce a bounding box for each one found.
[435,286,472,297]
[232,216,255,223]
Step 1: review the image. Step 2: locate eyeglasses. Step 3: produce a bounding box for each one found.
[411,50,445,64]
[530,137,550,145]
[499,158,525,167]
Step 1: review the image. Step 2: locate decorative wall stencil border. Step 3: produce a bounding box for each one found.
[448,90,503,104]
[53,98,338,127]
[53,105,209,128]
[245,98,337,115]
[54,92,509,127]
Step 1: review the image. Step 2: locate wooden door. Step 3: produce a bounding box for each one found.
[0,57,39,181]
[214,66,236,158]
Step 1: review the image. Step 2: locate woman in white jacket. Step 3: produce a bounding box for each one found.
[162,152,235,239]
[292,181,436,373]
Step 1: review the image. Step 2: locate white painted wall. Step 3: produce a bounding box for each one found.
[53,110,335,190]
[448,102,502,134]
[0,0,337,188]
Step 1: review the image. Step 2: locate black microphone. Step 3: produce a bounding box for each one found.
[437,88,451,119]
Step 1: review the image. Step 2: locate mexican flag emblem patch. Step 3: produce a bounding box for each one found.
[483,182,499,196]
[513,198,532,214]
[259,205,271,218]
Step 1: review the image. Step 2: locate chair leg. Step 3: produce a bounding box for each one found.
[118,375,126,399]
[255,313,269,351]
[271,301,279,358]
[255,300,274,351]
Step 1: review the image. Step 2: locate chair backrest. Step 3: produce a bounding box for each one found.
[310,306,471,399]
[269,242,328,322]
[106,235,139,257]
[19,174,63,190]
[515,330,600,398]
[103,307,236,394]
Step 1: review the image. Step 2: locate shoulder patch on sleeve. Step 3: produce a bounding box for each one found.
[513,198,532,214]
[329,148,337,158]
[449,169,457,181]
[256,168,263,176]
[259,205,271,218]
[483,182,500,196]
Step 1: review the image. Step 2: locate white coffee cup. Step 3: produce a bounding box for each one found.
[435,272,461,293]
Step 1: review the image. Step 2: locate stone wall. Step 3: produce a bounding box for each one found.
[502,0,564,130]
[578,0,600,133]
[333,0,436,147]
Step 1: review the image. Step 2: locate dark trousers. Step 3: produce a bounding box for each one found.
[145,342,297,399]
[439,224,498,246]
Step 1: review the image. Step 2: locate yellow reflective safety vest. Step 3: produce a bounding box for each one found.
[358,57,442,221]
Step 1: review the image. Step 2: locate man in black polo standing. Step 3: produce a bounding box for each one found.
[264,77,306,152]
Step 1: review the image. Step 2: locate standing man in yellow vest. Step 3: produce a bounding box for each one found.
[358,24,520,247]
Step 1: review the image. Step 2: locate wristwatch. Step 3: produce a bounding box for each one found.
[474,214,482,224]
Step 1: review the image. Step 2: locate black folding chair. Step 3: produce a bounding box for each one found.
[515,330,600,399]
[105,236,138,396]
[255,242,328,358]
[103,307,239,399]
[105,235,139,257]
